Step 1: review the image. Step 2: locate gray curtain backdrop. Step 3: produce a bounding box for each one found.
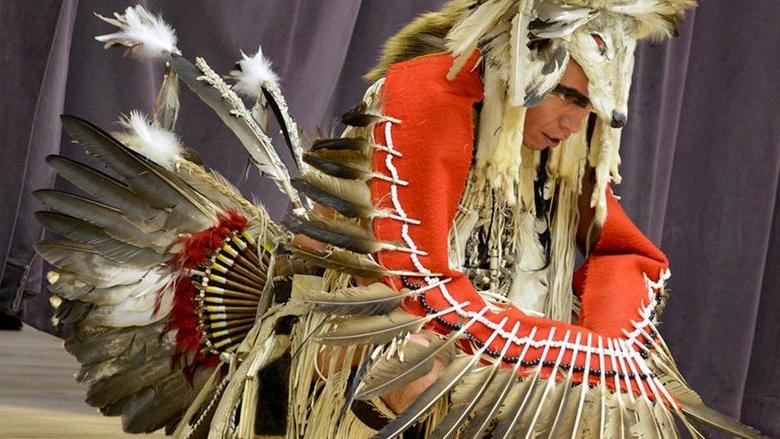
[1,1,778,436]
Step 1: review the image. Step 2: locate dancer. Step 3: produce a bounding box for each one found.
[34,2,767,438]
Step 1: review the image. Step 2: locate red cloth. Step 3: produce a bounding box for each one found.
[371,52,668,390]
[574,190,668,338]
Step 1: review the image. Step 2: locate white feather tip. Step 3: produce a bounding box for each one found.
[116,111,184,171]
[95,5,180,59]
[231,46,280,99]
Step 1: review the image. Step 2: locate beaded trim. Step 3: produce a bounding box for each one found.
[378,120,672,393]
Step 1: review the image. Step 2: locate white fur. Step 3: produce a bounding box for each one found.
[95,5,179,59]
[231,46,280,99]
[116,111,184,171]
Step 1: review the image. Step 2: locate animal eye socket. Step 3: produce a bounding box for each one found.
[591,34,607,55]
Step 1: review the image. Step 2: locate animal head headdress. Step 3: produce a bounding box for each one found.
[369,0,695,221]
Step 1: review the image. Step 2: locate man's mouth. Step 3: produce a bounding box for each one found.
[543,134,561,148]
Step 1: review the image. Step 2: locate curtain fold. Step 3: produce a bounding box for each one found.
[0,0,78,325]
[1,0,777,434]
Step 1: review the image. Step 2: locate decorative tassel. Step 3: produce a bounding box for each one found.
[95,5,180,59]
[114,111,184,172]
[229,45,280,98]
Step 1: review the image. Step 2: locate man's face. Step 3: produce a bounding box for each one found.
[523,61,592,150]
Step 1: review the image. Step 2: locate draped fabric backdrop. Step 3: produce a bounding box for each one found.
[1,1,778,436]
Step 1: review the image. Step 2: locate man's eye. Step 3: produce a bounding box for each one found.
[591,34,607,55]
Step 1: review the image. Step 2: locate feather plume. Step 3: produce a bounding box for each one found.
[493,374,545,438]
[445,0,515,79]
[120,372,198,434]
[230,45,279,98]
[65,322,167,365]
[375,356,473,439]
[227,46,308,174]
[49,268,172,307]
[75,330,175,384]
[531,3,595,39]
[303,282,411,316]
[114,111,185,172]
[169,55,302,207]
[81,287,174,328]
[462,327,541,438]
[95,5,180,59]
[86,356,176,407]
[508,2,533,107]
[302,148,371,181]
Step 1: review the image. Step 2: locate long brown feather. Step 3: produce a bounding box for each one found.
[60,115,214,230]
[303,282,412,316]
[292,171,373,218]
[316,308,430,346]
[288,244,388,278]
[46,155,166,231]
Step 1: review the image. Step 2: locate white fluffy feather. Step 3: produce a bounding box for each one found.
[95,5,179,59]
[231,46,280,99]
[115,111,184,172]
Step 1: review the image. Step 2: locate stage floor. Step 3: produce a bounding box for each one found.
[0,326,164,438]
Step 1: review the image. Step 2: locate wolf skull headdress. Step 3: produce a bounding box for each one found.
[368,0,694,221]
